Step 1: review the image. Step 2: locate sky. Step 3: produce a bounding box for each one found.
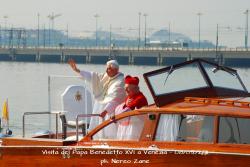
[0,0,249,47]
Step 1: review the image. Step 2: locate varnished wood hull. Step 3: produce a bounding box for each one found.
[0,146,250,167]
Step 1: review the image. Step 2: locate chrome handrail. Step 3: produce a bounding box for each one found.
[75,114,103,141]
[22,111,64,138]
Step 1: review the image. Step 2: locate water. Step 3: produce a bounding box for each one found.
[0,62,250,137]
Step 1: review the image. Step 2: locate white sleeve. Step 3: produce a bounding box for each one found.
[79,70,92,82]
[104,101,120,115]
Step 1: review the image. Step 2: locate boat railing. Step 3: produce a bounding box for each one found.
[22,112,102,141]
[22,110,64,138]
[75,114,103,141]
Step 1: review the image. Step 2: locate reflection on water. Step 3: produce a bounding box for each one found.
[0,62,249,136]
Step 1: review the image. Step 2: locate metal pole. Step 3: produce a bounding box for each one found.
[22,114,25,137]
[52,12,55,47]
[138,12,141,48]
[37,13,40,48]
[109,24,112,57]
[216,24,219,58]
[96,16,98,47]
[11,26,13,49]
[66,24,69,48]
[6,98,9,130]
[48,18,51,46]
[197,13,202,48]
[199,14,200,48]
[244,9,249,50]
[43,24,46,48]
[4,16,8,47]
[144,13,148,47]
[94,14,99,47]
[0,25,1,47]
[48,76,51,131]
[9,26,13,48]
[84,80,88,137]
[56,113,58,139]
[76,115,79,141]
[169,22,171,42]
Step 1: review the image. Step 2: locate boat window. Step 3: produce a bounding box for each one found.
[92,114,146,141]
[155,114,214,142]
[201,62,245,91]
[147,62,207,96]
[219,117,250,144]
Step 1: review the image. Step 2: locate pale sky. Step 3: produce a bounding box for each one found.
[0,0,249,47]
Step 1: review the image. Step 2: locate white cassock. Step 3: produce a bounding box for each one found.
[155,114,179,141]
[79,70,126,139]
[115,103,144,140]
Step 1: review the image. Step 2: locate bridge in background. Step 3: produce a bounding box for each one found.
[0,46,249,67]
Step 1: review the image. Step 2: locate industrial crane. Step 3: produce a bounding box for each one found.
[47,13,62,46]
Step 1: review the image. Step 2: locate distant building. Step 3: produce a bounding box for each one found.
[147,41,188,48]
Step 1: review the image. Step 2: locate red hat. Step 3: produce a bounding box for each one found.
[125,75,139,86]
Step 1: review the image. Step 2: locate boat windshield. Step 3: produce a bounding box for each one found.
[201,62,245,91]
[144,59,248,106]
[147,61,246,96]
[147,62,208,96]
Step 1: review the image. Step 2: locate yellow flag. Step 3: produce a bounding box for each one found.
[2,99,9,121]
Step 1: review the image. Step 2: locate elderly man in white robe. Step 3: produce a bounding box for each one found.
[68,59,126,139]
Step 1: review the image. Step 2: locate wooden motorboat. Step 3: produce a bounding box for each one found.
[1,59,250,166]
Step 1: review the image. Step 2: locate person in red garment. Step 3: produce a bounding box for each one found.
[115,75,148,140]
